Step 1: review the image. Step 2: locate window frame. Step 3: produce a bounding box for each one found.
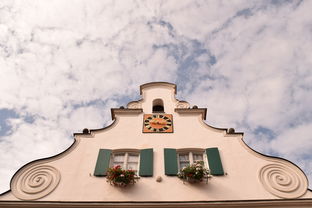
[110,149,140,172]
[176,148,208,170]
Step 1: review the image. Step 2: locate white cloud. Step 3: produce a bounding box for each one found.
[270,123,312,158]
[0,0,312,193]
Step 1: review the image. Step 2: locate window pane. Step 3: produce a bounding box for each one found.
[111,152,139,171]
[128,154,139,162]
[112,153,125,168]
[112,162,124,168]
[179,154,189,162]
[179,161,190,169]
[193,153,203,162]
[127,154,138,171]
[113,153,125,162]
[127,162,138,171]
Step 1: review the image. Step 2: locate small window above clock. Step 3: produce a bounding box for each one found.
[152,99,164,113]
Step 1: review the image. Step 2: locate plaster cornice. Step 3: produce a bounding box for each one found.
[140,82,177,95]
[174,108,207,120]
[1,199,312,208]
[111,108,143,120]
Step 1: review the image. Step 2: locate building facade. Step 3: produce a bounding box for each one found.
[0,82,311,207]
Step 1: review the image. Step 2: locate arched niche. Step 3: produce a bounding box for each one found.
[152,99,164,113]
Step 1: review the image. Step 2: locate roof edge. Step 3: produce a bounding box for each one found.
[174,108,207,120]
[3,138,78,196]
[111,108,143,120]
[140,82,177,95]
[1,198,312,208]
[240,138,311,189]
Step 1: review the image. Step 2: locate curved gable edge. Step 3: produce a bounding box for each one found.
[73,119,118,136]
[2,119,119,198]
[175,107,244,136]
[1,137,79,197]
[239,139,312,195]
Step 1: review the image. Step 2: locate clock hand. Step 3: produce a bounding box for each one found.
[150,121,166,125]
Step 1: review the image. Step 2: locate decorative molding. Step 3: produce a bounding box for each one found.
[259,163,308,199]
[140,82,177,95]
[127,101,142,109]
[174,108,207,120]
[176,101,190,109]
[1,199,312,208]
[111,108,143,120]
[11,164,61,200]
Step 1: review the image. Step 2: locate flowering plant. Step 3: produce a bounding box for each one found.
[177,161,211,183]
[106,165,138,187]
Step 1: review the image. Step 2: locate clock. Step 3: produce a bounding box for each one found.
[143,114,173,133]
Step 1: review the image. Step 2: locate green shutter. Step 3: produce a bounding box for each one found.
[164,148,178,175]
[206,147,224,175]
[94,149,111,176]
[139,148,153,177]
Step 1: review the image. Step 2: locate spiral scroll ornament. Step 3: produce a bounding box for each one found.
[12,165,61,200]
[259,163,307,198]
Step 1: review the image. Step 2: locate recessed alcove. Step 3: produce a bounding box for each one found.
[152,99,164,113]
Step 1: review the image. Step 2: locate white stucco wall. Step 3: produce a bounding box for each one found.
[1,82,311,202]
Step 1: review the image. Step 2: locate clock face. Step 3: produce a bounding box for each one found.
[143,114,173,133]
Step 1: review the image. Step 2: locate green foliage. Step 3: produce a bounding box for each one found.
[106,165,138,187]
[177,161,210,183]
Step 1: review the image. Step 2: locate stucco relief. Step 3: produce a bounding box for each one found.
[127,101,142,109]
[259,163,308,199]
[176,101,190,109]
[11,164,61,200]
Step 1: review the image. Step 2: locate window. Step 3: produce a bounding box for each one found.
[94,148,153,177]
[164,148,224,176]
[178,151,205,170]
[111,152,139,171]
[153,99,164,113]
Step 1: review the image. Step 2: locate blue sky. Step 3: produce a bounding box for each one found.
[0,0,312,193]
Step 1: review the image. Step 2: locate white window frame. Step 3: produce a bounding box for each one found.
[177,149,207,170]
[110,149,140,172]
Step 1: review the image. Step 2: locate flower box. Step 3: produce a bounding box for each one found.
[177,161,211,183]
[106,165,138,187]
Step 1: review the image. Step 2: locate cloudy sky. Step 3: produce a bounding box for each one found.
[0,0,312,193]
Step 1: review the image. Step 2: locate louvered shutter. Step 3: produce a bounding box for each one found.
[94,149,111,176]
[139,148,153,177]
[206,147,224,175]
[164,148,178,175]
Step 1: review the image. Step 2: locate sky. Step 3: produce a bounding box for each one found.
[0,0,312,193]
